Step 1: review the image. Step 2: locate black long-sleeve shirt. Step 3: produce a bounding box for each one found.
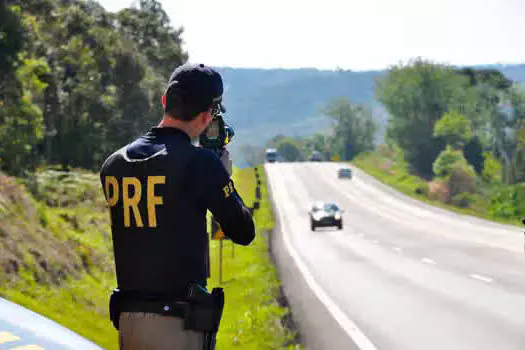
[99,127,255,299]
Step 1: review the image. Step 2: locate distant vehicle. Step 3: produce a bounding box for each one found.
[309,151,322,162]
[265,148,277,163]
[338,167,352,179]
[308,201,343,231]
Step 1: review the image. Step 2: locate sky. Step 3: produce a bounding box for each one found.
[101,0,525,71]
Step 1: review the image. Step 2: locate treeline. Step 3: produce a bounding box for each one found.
[377,59,525,182]
[376,59,525,216]
[256,58,525,217]
[241,97,377,165]
[0,0,186,175]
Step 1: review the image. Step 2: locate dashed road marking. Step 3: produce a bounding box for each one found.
[0,331,20,344]
[370,240,379,244]
[11,346,45,350]
[393,247,402,252]
[421,258,436,265]
[470,274,493,283]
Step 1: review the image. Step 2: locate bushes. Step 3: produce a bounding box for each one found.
[482,152,502,183]
[451,192,475,208]
[432,146,478,205]
[428,179,451,202]
[489,184,525,219]
[448,165,477,196]
[414,183,428,196]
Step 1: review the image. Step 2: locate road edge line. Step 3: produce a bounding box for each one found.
[268,165,378,350]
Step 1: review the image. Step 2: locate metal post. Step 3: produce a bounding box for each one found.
[219,239,223,284]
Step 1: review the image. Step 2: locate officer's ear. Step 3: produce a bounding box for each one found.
[200,108,213,126]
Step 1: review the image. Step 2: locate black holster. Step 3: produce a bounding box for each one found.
[109,288,121,330]
[107,284,225,336]
[183,283,225,334]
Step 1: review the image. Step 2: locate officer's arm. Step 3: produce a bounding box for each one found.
[196,151,255,246]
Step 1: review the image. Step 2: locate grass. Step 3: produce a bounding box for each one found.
[353,149,522,227]
[0,165,298,350]
[0,169,118,349]
[1,272,117,349]
[208,166,298,350]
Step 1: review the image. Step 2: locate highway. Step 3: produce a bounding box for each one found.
[0,297,102,349]
[266,162,525,350]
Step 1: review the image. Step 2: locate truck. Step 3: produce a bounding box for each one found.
[265,148,278,163]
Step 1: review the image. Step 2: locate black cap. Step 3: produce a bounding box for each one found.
[165,63,225,113]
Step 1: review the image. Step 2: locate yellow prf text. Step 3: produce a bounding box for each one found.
[104,176,166,228]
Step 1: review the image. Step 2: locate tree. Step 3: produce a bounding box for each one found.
[433,111,473,149]
[116,0,187,78]
[0,100,44,175]
[0,4,25,80]
[463,136,484,175]
[276,138,303,162]
[303,133,331,160]
[240,144,265,167]
[482,152,502,184]
[433,146,464,178]
[324,98,376,161]
[433,146,477,197]
[486,85,525,184]
[0,0,188,174]
[376,58,471,177]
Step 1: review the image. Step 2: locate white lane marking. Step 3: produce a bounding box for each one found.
[393,247,402,253]
[0,331,20,344]
[269,167,378,350]
[358,233,365,238]
[421,258,436,265]
[312,164,523,254]
[469,274,493,283]
[370,240,379,244]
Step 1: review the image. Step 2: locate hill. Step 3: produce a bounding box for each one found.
[216,64,525,166]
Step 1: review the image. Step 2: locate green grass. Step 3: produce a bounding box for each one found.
[1,271,117,349]
[0,169,118,349]
[0,166,298,350]
[208,166,298,350]
[354,150,522,227]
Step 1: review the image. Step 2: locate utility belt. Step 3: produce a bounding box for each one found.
[109,284,224,335]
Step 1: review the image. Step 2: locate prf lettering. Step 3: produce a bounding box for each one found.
[104,176,166,228]
[223,181,234,198]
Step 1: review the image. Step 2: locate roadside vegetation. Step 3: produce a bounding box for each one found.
[0,165,299,349]
[248,60,525,227]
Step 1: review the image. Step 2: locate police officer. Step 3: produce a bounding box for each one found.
[99,63,256,349]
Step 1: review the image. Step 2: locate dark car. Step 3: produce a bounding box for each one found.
[337,167,352,179]
[309,151,322,161]
[309,201,343,231]
[265,148,277,163]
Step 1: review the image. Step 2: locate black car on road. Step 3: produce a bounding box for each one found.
[309,201,343,231]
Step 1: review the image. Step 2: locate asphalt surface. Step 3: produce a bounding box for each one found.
[266,162,525,350]
[0,297,102,349]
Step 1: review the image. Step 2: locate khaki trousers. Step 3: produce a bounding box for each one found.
[119,312,216,350]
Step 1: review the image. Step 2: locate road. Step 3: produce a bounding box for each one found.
[0,297,102,349]
[266,162,525,350]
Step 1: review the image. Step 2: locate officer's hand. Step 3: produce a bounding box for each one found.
[220,149,232,176]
